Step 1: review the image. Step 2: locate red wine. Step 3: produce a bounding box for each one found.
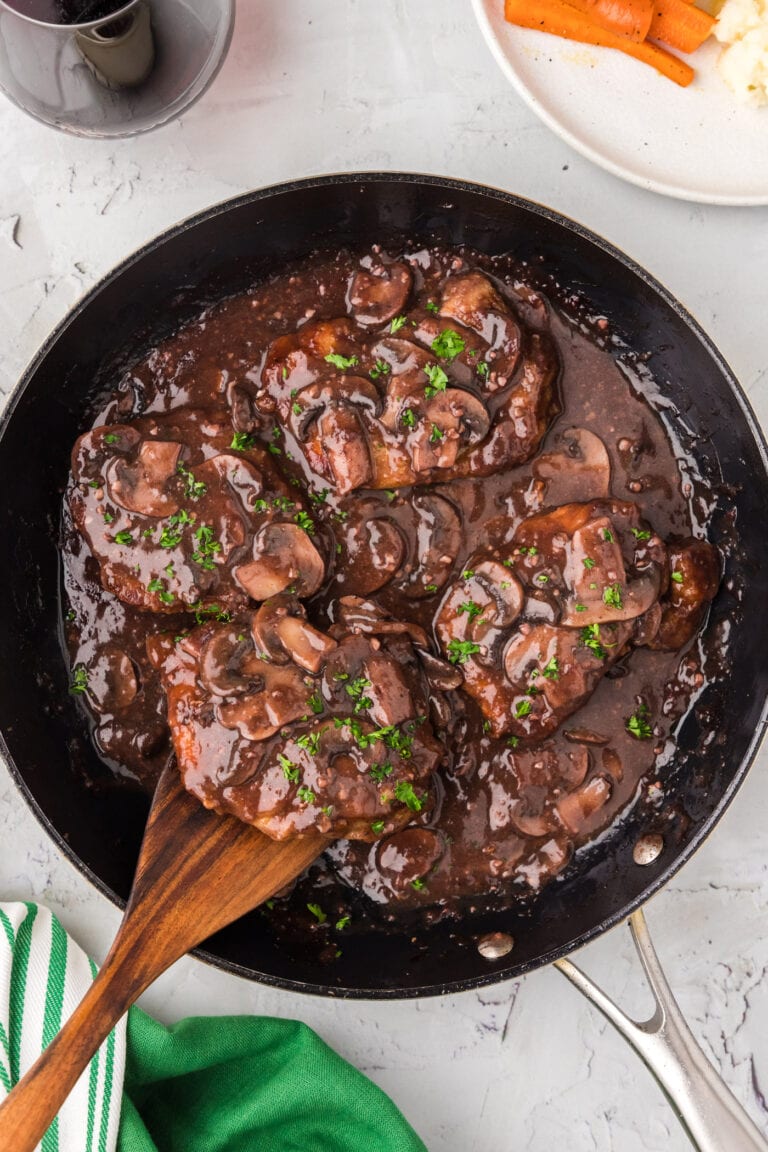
[3,0,132,24]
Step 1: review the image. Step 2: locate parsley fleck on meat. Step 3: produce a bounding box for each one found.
[324,352,359,371]
[431,328,465,361]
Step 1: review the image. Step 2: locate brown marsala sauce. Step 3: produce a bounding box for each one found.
[61,244,719,927]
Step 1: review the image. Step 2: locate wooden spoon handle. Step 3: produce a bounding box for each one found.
[0,766,326,1152]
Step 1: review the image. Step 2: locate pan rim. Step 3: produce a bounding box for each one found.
[2,170,767,998]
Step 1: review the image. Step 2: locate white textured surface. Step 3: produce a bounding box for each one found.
[1,3,768,1149]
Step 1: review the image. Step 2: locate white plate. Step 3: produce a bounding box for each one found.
[472,0,768,205]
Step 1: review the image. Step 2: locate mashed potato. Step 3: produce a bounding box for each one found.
[715,0,768,106]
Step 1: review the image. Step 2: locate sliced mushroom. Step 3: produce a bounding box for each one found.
[216,663,308,740]
[416,648,463,691]
[106,439,182,517]
[200,627,260,698]
[71,424,141,482]
[534,428,612,504]
[275,615,337,673]
[317,405,373,493]
[560,514,660,626]
[335,596,430,648]
[463,561,524,643]
[439,270,523,383]
[347,261,413,327]
[556,775,613,836]
[86,646,139,713]
[235,523,325,601]
[409,389,490,474]
[375,828,444,891]
[340,513,406,595]
[361,651,414,728]
[400,493,462,599]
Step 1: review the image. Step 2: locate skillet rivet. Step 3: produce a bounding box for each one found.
[477,932,514,960]
[633,833,664,866]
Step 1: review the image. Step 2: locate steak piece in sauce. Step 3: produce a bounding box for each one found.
[257,266,560,492]
[436,500,718,741]
[149,598,445,841]
[69,408,326,614]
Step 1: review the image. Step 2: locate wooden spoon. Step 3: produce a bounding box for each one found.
[0,763,327,1152]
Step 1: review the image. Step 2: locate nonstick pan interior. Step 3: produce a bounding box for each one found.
[1,174,767,997]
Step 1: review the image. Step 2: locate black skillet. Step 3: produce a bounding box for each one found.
[1,173,767,1009]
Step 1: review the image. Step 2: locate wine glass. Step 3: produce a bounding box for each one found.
[0,0,235,137]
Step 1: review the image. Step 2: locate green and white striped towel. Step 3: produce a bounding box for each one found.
[0,901,428,1152]
[0,901,125,1152]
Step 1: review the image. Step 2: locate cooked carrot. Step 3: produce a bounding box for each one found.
[504,0,695,87]
[647,0,715,53]
[565,0,654,42]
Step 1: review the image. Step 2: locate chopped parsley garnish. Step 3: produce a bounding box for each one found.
[294,510,315,535]
[580,623,608,660]
[671,571,684,584]
[370,821,385,835]
[506,735,519,749]
[297,785,316,805]
[583,557,596,570]
[193,603,230,625]
[462,568,475,580]
[429,424,444,443]
[191,524,221,571]
[425,300,439,314]
[517,546,538,557]
[88,480,100,489]
[477,361,490,380]
[425,583,438,593]
[369,358,390,380]
[159,509,193,549]
[424,363,448,398]
[515,699,532,719]
[574,603,587,612]
[482,720,491,734]
[253,498,269,514]
[411,878,426,891]
[268,443,282,456]
[542,656,560,680]
[70,665,88,695]
[627,712,653,740]
[103,432,119,444]
[335,916,350,931]
[603,582,623,610]
[230,431,256,451]
[602,528,614,543]
[390,315,408,333]
[333,672,350,682]
[631,528,652,541]
[308,488,329,506]
[370,762,394,783]
[401,407,417,429]
[102,511,114,523]
[66,608,76,622]
[177,462,206,500]
[270,496,294,514]
[536,573,549,584]
[457,600,484,620]
[292,400,302,416]
[431,328,466,361]
[447,639,481,665]
[278,754,300,783]
[346,677,373,713]
[297,731,322,755]
[113,530,133,545]
[164,562,175,578]
[147,578,174,605]
[306,903,327,924]
[393,780,423,812]
[324,352,359,371]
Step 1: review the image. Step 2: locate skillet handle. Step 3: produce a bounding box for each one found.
[554,908,768,1152]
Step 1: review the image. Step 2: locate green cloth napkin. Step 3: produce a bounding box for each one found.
[0,902,427,1152]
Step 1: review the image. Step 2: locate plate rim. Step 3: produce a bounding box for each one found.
[471,0,768,207]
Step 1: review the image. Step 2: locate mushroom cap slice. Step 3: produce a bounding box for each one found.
[347,261,413,327]
[216,663,309,741]
[106,439,182,518]
[235,523,325,602]
[400,492,462,599]
[340,514,406,595]
[534,428,612,504]
[200,627,261,698]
